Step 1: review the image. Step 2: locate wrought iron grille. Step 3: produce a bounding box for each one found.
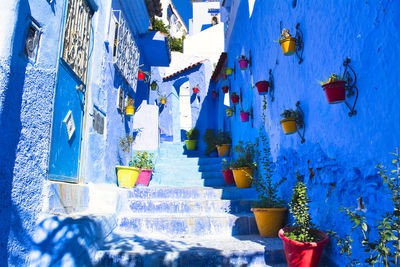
[113,11,140,91]
[62,0,93,82]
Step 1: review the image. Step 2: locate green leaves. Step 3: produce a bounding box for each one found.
[129,151,155,169]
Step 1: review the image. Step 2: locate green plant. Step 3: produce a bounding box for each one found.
[119,135,135,166]
[203,129,216,155]
[129,151,155,170]
[215,130,232,146]
[284,172,317,242]
[330,148,400,267]
[151,18,170,35]
[262,96,267,124]
[319,74,345,86]
[252,128,286,208]
[186,128,199,140]
[280,109,300,120]
[159,94,167,102]
[150,81,158,90]
[230,141,256,169]
[168,36,185,52]
[221,158,231,171]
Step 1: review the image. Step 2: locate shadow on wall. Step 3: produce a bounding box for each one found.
[0,0,29,263]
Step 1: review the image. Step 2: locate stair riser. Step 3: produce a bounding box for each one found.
[149,178,227,187]
[155,164,222,172]
[156,157,228,165]
[152,171,223,180]
[117,216,258,237]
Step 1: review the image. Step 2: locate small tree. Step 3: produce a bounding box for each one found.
[119,135,135,166]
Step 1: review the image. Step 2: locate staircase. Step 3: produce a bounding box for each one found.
[94,142,286,266]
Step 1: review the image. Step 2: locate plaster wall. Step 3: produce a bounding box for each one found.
[191,1,221,35]
[155,0,187,38]
[212,0,400,264]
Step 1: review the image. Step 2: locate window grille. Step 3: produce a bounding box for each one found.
[24,22,41,61]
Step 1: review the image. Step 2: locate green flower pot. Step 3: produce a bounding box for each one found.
[185,140,197,150]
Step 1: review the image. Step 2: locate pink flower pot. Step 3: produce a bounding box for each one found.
[240,111,250,122]
[238,59,248,70]
[221,74,227,80]
[255,81,269,95]
[136,169,153,186]
[222,169,235,185]
[222,86,229,93]
[322,80,346,104]
[212,91,217,98]
[231,94,239,104]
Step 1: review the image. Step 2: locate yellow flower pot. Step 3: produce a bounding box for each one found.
[226,108,233,117]
[160,99,166,105]
[232,167,253,188]
[225,67,234,75]
[279,37,297,56]
[280,118,297,135]
[185,140,197,150]
[216,144,231,157]
[251,207,287,237]
[116,166,140,188]
[125,105,135,116]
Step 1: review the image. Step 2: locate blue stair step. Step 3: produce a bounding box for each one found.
[156,157,229,165]
[116,213,258,237]
[155,163,222,172]
[149,177,228,187]
[152,170,223,180]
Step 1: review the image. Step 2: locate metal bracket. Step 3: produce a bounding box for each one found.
[295,23,304,64]
[295,101,306,144]
[268,69,275,102]
[342,58,358,117]
[250,106,254,128]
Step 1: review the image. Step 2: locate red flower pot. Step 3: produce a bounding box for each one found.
[212,91,217,98]
[137,71,145,80]
[279,227,329,267]
[222,86,229,93]
[193,87,199,94]
[255,81,269,95]
[221,74,227,80]
[136,169,153,186]
[322,80,346,104]
[222,169,235,185]
[238,59,248,70]
[240,111,250,122]
[231,94,239,104]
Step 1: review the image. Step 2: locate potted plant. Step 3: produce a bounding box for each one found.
[212,90,218,98]
[185,127,199,151]
[192,85,199,94]
[231,92,239,104]
[116,135,140,188]
[278,173,329,267]
[221,74,227,80]
[215,130,232,157]
[150,81,158,90]
[203,129,217,156]
[238,55,248,70]
[226,108,233,117]
[320,74,346,104]
[221,158,235,185]
[280,109,299,135]
[222,85,229,94]
[159,94,167,105]
[240,107,250,122]
[125,97,135,116]
[225,67,233,75]
[251,129,287,237]
[278,28,297,56]
[130,151,155,186]
[230,141,256,188]
[255,81,269,95]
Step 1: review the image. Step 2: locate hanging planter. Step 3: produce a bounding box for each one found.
[137,71,146,80]
[221,74,227,80]
[320,74,346,104]
[225,67,233,75]
[230,93,239,104]
[125,98,135,116]
[192,87,199,94]
[278,29,297,56]
[238,56,248,70]
[226,108,233,117]
[150,81,158,90]
[212,90,217,98]
[240,111,250,122]
[255,81,269,95]
[280,109,300,135]
[159,95,167,105]
[222,86,229,94]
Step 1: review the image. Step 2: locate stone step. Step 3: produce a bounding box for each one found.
[152,170,223,180]
[149,176,227,187]
[156,157,228,166]
[127,199,255,214]
[155,163,222,172]
[94,233,286,267]
[126,186,259,201]
[116,213,258,237]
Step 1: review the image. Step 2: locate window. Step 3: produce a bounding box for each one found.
[24,22,41,61]
[211,16,219,26]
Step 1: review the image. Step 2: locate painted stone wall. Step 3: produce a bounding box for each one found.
[213,0,400,264]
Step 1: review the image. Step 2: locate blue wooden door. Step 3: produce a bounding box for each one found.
[48,59,85,182]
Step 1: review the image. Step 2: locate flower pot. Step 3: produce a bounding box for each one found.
[125,105,135,116]
[193,87,199,94]
[138,71,145,80]
[185,140,197,150]
[231,94,239,104]
[279,227,329,267]
[226,108,233,117]
[232,167,253,188]
[216,144,231,157]
[238,59,248,70]
[225,68,233,75]
[116,166,140,188]
[136,169,153,186]
[222,86,229,94]
[322,80,346,104]
[221,74,227,80]
[279,37,297,56]
[160,99,166,105]
[212,91,217,98]
[255,81,269,95]
[280,118,297,135]
[222,169,235,185]
[150,82,158,90]
[240,111,249,122]
[251,208,287,237]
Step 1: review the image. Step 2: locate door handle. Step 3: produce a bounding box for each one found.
[76,84,86,93]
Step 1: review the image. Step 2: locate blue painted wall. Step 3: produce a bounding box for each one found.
[209,0,400,264]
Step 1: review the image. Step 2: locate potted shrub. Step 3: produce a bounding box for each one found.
[150,81,158,90]
[222,85,229,94]
[125,98,135,116]
[130,151,155,186]
[159,94,167,105]
[221,158,235,185]
[203,129,217,156]
[212,90,217,98]
[320,74,346,104]
[185,127,199,150]
[230,141,255,188]
[255,81,269,95]
[116,135,140,188]
[278,29,297,56]
[230,92,239,104]
[226,108,233,117]
[280,109,299,135]
[279,173,329,267]
[225,67,234,75]
[251,129,287,237]
[192,84,199,94]
[238,55,248,70]
[215,130,232,157]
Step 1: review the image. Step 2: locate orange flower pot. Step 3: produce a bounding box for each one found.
[216,144,231,157]
[279,37,297,56]
[280,118,297,135]
[251,208,287,237]
[232,167,253,188]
